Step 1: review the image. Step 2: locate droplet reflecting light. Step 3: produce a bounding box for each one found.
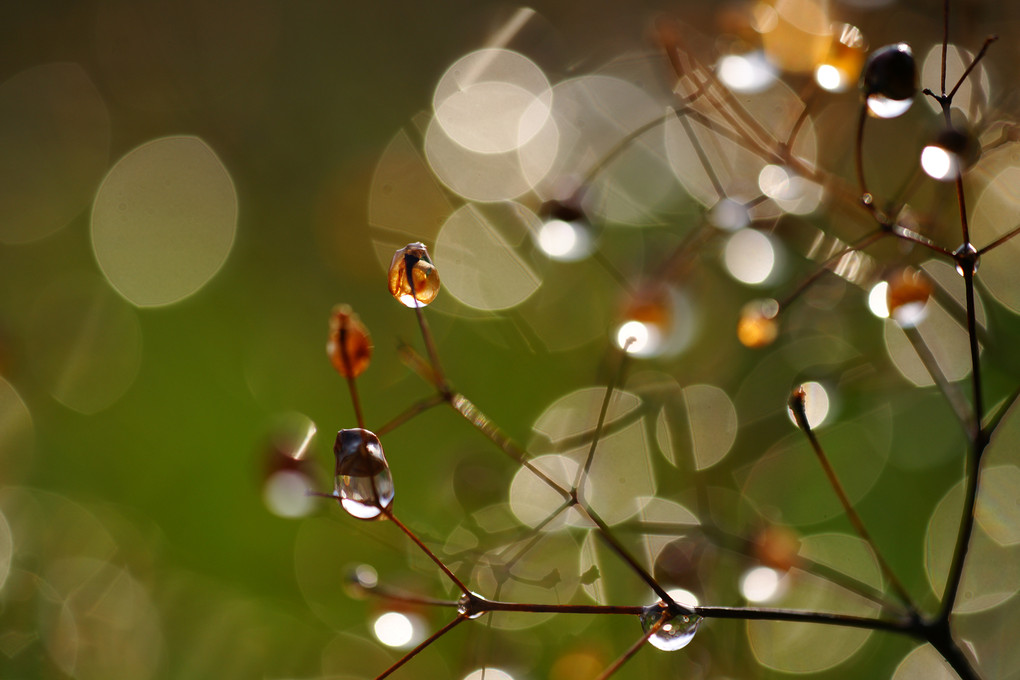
[639,602,702,651]
[868,281,890,317]
[724,229,777,285]
[333,429,394,520]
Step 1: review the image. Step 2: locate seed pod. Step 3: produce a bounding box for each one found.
[327,304,373,378]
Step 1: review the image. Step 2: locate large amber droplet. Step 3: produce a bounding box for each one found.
[334,428,394,520]
[388,242,440,308]
[886,268,932,328]
[327,304,373,377]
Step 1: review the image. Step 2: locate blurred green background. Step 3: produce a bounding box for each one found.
[3,0,1020,678]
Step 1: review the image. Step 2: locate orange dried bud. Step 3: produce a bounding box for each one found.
[616,288,673,356]
[886,268,932,328]
[388,242,440,308]
[737,298,779,348]
[754,525,801,572]
[327,304,373,377]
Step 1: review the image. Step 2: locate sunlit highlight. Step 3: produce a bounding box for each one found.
[724,229,776,285]
[718,52,776,93]
[536,218,593,261]
[709,198,750,231]
[263,470,316,518]
[372,611,420,648]
[616,320,660,356]
[921,144,958,181]
[740,566,786,603]
[868,281,890,317]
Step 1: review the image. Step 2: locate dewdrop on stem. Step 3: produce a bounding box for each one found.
[638,601,702,651]
[333,428,394,520]
[860,43,917,118]
[388,242,440,308]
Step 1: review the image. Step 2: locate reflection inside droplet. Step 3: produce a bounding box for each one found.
[868,281,890,317]
[462,669,515,680]
[867,94,913,119]
[921,145,958,181]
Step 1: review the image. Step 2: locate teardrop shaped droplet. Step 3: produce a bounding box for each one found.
[388,242,441,308]
[327,304,373,377]
[953,243,979,277]
[334,428,394,520]
[639,602,702,651]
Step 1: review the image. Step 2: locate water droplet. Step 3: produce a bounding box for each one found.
[388,242,440,308]
[953,243,979,277]
[886,268,932,327]
[536,200,595,262]
[616,289,672,356]
[639,602,701,651]
[456,592,487,620]
[327,304,373,377]
[333,428,394,520]
[737,298,779,348]
[861,43,916,118]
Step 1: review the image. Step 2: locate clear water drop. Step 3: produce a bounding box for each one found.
[953,243,979,277]
[456,592,487,620]
[639,602,702,651]
[333,428,394,520]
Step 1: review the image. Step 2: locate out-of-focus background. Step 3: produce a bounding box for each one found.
[3,0,1020,678]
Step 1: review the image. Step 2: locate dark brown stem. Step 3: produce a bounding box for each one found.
[383,508,471,595]
[788,389,919,616]
[593,616,660,680]
[375,614,466,680]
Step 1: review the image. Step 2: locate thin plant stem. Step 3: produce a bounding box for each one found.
[593,616,661,680]
[383,507,472,595]
[947,35,998,101]
[977,221,1020,255]
[575,348,631,492]
[376,392,446,437]
[375,614,466,680]
[788,389,919,616]
[577,503,686,616]
[903,326,974,432]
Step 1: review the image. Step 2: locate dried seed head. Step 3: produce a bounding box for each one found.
[327,304,373,378]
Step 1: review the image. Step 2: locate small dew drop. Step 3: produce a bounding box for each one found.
[886,268,932,328]
[639,602,701,651]
[456,592,487,620]
[953,243,979,277]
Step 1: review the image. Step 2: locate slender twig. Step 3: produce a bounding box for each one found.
[375,614,466,680]
[376,393,447,437]
[902,326,974,431]
[575,348,631,492]
[593,615,661,680]
[788,389,919,616]
[383,508,472,595]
